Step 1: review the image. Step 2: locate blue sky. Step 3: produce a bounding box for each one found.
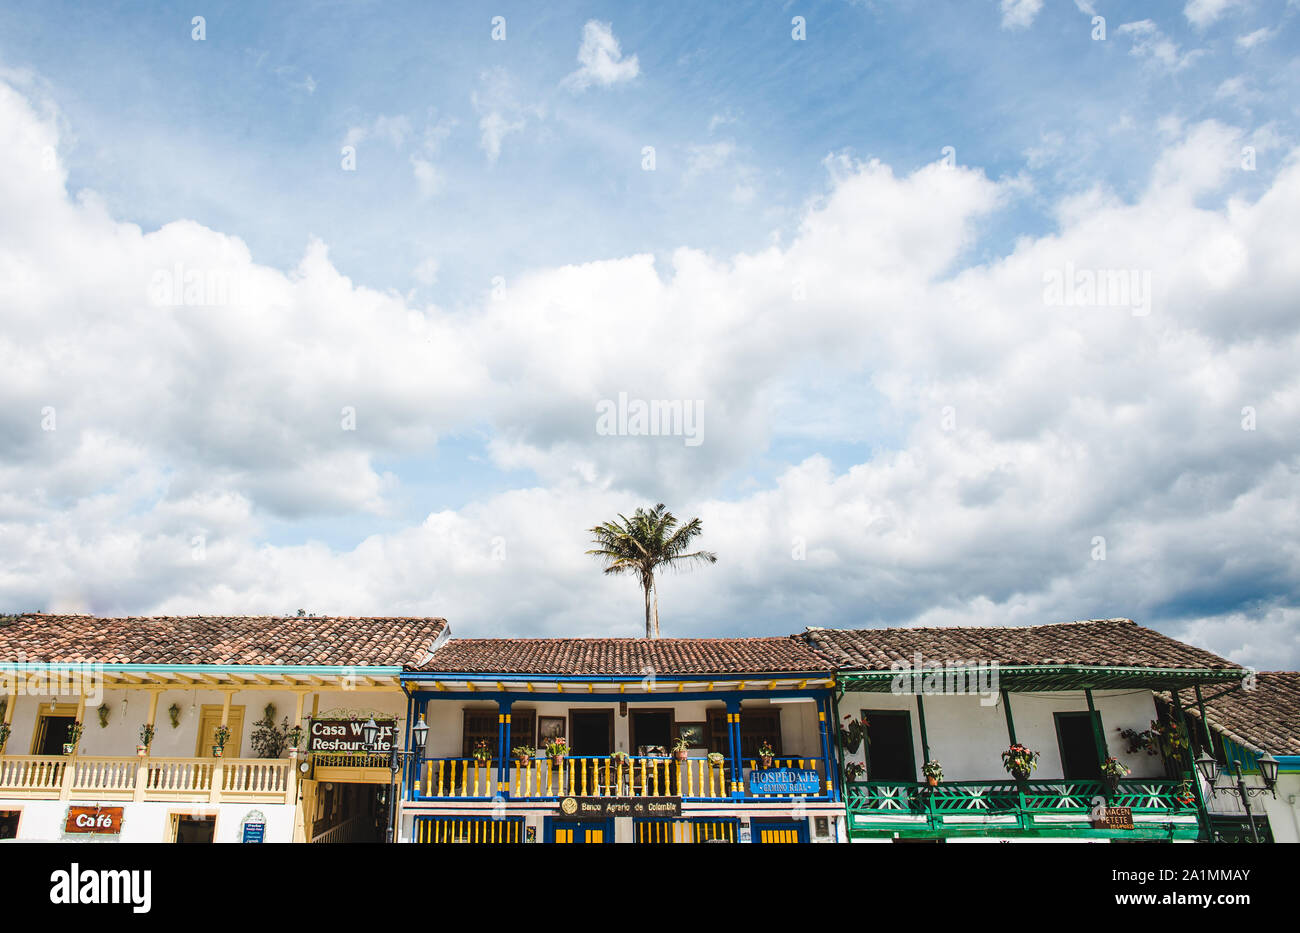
[0,1,1297,664]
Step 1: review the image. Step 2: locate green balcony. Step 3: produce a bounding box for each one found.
[845,776,1202,841]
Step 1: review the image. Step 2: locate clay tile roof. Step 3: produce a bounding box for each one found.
[799,619,1239,672]
[1187,672,1300,755]
[417,636,831,676]
[0,614,448,667]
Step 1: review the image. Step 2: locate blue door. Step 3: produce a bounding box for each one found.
[545,817,613,843]
[750,819,809,843]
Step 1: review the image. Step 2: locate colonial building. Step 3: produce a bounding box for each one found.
[0,614,446,843]
[0,612,1270,845]
[398,636,842,843]
[805,619,1245,842]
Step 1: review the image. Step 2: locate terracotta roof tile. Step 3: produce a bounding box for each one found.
[0,614,447,667]
[800,619,1238,672]
[418,636,830,675]
[1184,672,1300,755]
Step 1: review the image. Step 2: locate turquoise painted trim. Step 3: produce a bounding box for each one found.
[0,662,404,674]
[1276,756,1300,774]
[841,664,1241,683]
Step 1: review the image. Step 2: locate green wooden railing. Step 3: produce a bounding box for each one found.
[846,777,1197,834]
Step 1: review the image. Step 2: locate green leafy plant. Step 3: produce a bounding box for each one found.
[472,739,492,762]
[757,739,775,760]
[212,723,232,750]
[840,714,869,754]
[512,744,536,762]
[843,761,865,782]
[97,703,111,728]
[138,723,155,749]
[922,760,944,782]
[707,751,726,766]
[545,736,569,758]
[0,721,10,752]
[1100,756,1130,778]
[249,704,291,759]
[65,720,84,747]
[1001,743,1039,779]
[285,724,305,751]
[167,703,181,728]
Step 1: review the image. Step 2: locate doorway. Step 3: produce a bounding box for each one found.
[32,715,77,755]
[196,705,246,758]
[0,810,19,839]
[862,710,917,782]
[545,817,612,843]
[171,814,216,843]
[1054,712,1103,780]
[569,710,614,756]
[751,819,808,843]
[629,709,674,755]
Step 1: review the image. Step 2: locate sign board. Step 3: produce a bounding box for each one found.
[556,796,681,819]
[308,718,395,754]
[241,809,266,843]
[1094,807,1134,830]
[65,806,124,834]
[746,768,820,796]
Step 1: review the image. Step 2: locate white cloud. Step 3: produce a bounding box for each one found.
[410,156,443,198]
[1235,26,1276,49]
[1000,0,1044,30]
[2,76,1298,666]
[1117,20,1204,72]
[1184,0,1246,28]
[562,21,640,91]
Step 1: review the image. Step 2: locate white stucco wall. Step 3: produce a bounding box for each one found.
[3,688,407,759]
[414,695,826,760]
[839,689,1167,782]
[2,798,297,843]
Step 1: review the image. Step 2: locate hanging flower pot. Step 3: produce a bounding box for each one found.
[922,760,944,787]
[63,743,77,756]
[758,740,775,770]
[136,744,148,757]
[211,745,224,758]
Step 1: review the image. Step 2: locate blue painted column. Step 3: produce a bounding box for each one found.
[817,694,837,801]
[497,697,513,798]
[726,697,744,798]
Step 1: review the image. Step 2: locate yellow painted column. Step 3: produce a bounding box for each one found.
[59,692,87,801]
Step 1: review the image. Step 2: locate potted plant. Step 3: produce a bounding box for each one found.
[167,703,181,728]
[643,744,667,757]
[1001,743,1039,782]
[840,714,869,754]
[1100,756,1130,793]
[671,735,691,761]
[545,736,568,764]
[843,761,865,783]
[757,739,775,769]
[211,723,231,758]
[513,745,536,768]
[0,721,10,753]
[97,703,111,728]
[707,751,726,769]
[63,720,84,756]
[472,739,492,764]
[609,750,630,771]
[137,723,155,757]
[922,759,944,787]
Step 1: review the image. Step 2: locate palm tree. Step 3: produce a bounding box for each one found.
[587,503,718,638]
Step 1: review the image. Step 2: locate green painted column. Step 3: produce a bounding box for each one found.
[1084,689,1109,767]
[1171,690,1212,842]
[1000,689,1017,745]
[916,693,931,765]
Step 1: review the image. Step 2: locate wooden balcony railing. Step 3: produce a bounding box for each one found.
[413,755,830,801]
[0,754,294,805]
[845,777,1198,836]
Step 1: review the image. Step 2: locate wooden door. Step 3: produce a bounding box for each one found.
[196,706,245,757]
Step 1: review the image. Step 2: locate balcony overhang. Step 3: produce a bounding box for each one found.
[402,672,835,699]
[838,664,1244,693]
[0,662,405,691]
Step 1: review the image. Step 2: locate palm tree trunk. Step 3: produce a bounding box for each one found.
[652,580,660,639]
[642,578,653,639]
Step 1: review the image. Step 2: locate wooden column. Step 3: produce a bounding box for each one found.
[59,693,87,802]
[210,691,232,804]
[1000,689,1017,745]
[916,693,932,766]
[1084,689,1109,769]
